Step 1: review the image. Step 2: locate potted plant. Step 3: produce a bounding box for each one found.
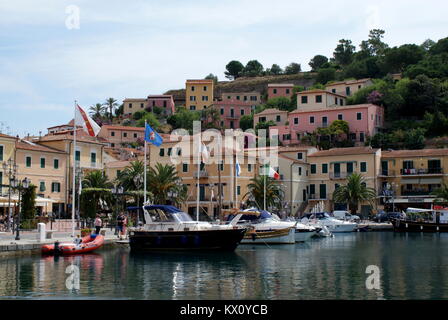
[81,228,92,237]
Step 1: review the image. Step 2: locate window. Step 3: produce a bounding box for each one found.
[338,114,343,120]
[152,101,156,107]
[129,103,132,108]
[237,186,241,195]
[26,156,32,167]
[301,96,308,104]
[177,148,182,156]
[134,133,137,138]
[51,182,61,193]
[309,116,315,124]
[319,184,327,199]
[298,167,302,175]
[168,148,172,156]
[248,164,252,172]
[357,112,362,120]
[335,98,338,105]
[220,108,224,115]
[360,132,365,142]
[140,103,144,108]
[40,158,45,168]
[123,132,127,138]
[90,153,96,164]
[75,151,80,161]
[260,117,266,122]
[316,95,322,103]
[403,160,414,170]
[297,152,303,160]
[0,145,3,161]
[244,96,247,101]
[360,162,367,172]
[322,116,328,125]
[190,106,196,111]
[332,89,336,93]
[273,89,277,94]
[203,86,207,91]
[191,86,195,91]
[286,89,290,94]
[111,131,115,137]
[39,181,46,192]
[311,164,317,174]
[202,96,208,101]
[230,109,235,117]
[240,109,245,116]
[236,96,240,100]
[54,159,59,169]
[276,115,281,122]
[230,121,234,129]
[163,101,167,108]
[219,161,224,171]
[159,148,165,157]
[182,163,188,172]
[294,117,299,125]
[282,134,291,140]
[310,184,315,196]
[322,163,328,174]
[346,87,351,96]
[347,162,354,173]
[340,99,344,106]
[190,96,196,101]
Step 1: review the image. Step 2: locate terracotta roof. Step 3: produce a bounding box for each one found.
[0,133,16,139]
[268,83,294,87]
[382,149,448,158]
[16,140,66,154]
[297,89,346,98]
[123,98,147,102]
[101,125,145,131]
[278,153,307,164]
[256,108,288,116]
[38,134,106,145]
[308,146,379,157]
[186,79,214,84]
[326,78,372,86]
[289,103,382,114]
[147,95,173,99]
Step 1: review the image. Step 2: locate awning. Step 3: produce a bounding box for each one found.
[401,178,443,184]
[0,195,57,207]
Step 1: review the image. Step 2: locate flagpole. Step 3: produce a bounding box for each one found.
[234,153,237,209]
[144,120,147,205]
[72,101,77,238]
[264,164,266,211]
[196,141,200,222]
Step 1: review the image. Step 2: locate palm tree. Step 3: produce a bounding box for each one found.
[118,160,145,191]
[103,97,119,122]
[432,183,448,204]
[147,163,187,205]
[202,107,221,129]
[89,103,106,121]
[243,175,284,210]
[80,170,113,218]
[332,173,376,215]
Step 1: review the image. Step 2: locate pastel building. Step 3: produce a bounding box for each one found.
[297,90,347,110]
[213,92,262,129]
[271,104,384,146]
[123,98,147,116]
[254,108,289,128]
[325,78,373,97]
[147,95,175,115]
[98,125,145,148]
[185,79,214,111]
[267,84,294,100]
[0,133,17,200]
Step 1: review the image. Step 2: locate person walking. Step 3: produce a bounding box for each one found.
[94,215,102,235]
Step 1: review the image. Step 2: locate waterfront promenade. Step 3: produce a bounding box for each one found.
[0,229,121,256]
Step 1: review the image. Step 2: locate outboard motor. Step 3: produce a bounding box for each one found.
[54,240,62,255]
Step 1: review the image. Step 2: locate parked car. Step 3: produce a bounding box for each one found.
[332,211,360,222]
[373,212,404,222]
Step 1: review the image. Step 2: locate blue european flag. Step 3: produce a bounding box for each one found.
[144,123,163,147]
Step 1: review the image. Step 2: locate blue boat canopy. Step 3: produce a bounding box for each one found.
[143,205,183,213]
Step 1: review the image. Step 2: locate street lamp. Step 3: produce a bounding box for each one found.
[133,175,143,225]
[13,177,30,241]
[2,159,18,232]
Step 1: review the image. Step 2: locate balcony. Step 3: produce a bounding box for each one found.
[309,193,331,200]
[379,170,396,177]
[193,170,209,178]
[400,168,443,176]
[329,172,350,180]
[401,190,436,197]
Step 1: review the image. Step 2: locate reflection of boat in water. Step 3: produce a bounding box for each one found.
[128,205,247,251]
[225,208,296,244]
[301,213,357,233]
[41,234,105,255]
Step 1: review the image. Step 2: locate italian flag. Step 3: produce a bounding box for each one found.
[263,165,280,180]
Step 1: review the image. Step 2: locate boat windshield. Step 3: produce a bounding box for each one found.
[146,208,193,223]
[172,212,194,222]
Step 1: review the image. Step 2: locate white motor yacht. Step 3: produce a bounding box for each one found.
[301,212,357,233]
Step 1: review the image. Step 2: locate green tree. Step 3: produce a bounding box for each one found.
[205,73,218,84]
[137,112,160,129]
[316,68,336,84]
[333,39,356,65]
[432,183,448,204]
[89,103,106,121]
[309,55,328,71]
[21,185,37,220]
[255,120,277,134]
[147,163,187,206]
[421,39,436,52]
[332,173,376,215]
[167,108,201,132]
[284,62,301,74]
[383,44,425,73]
[239,114,254,131]
[81,170,113,218]
[225,60,244,80]
[359,29,388,56]
[103,97,119,122]
[266,97,293,111]
[202,107,221,129]
[267,64,283,75]
[243,175,284,210]
[242,60,264,77]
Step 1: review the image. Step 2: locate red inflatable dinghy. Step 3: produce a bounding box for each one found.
[42,234,105,255]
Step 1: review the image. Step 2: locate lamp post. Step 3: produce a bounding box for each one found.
[208,183,215,219]
[13,177,30,241]
[133,174,143,225]
[2,159,18,232]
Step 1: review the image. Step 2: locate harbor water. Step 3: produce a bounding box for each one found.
[1,232,448,300]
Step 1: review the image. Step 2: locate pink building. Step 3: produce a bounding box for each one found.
[267,84,294,100]
[270,104,384,146]
[147,95,175,116]
[213,92,261,129]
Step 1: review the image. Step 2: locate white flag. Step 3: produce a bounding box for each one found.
[75,104,101,137]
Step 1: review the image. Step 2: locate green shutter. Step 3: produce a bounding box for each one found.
[54,159,59,169]
[311,164,316,174]
[0,145,3,161]
[40,182,45,192]
[159,148,164,156]
[26,156,31,167]
[91,153,96,163]
[75,151,80,161]
[322,163,328,174]
[361,162,367,172]
[40,158,45,168]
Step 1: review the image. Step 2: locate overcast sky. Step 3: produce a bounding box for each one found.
[1,0,447,137]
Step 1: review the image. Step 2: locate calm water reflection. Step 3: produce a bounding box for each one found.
[1,232,448,299]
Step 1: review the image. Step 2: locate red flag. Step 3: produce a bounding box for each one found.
[75,104,101,137]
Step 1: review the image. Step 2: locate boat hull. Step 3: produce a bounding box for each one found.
[129,228,246,251]
[392,219,448,232]
[241,227,295,244]
[324,223,357,233]
[41,235,105,255]
[295,230,316,242]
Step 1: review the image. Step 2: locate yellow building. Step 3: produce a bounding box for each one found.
[15,139,68,214]
[307,146,382,215]
[379,149,448,210]
[0,133,17,215]
[185,79,214,111]
[123,98,148,117]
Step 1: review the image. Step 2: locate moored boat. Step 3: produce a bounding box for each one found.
[301,212,357,233]
[42,234,104,255]
[128,205,247,251]
[392,208,448,232]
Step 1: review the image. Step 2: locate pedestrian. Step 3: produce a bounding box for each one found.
[94,214,102,235]
[116,213,125,239]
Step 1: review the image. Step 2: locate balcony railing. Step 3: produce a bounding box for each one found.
[309,193,331,200]
[401,190,435,197]
[400,168,443,175]
[379,170,396,177]
[329,172,350,179]
[193,170,209,178]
